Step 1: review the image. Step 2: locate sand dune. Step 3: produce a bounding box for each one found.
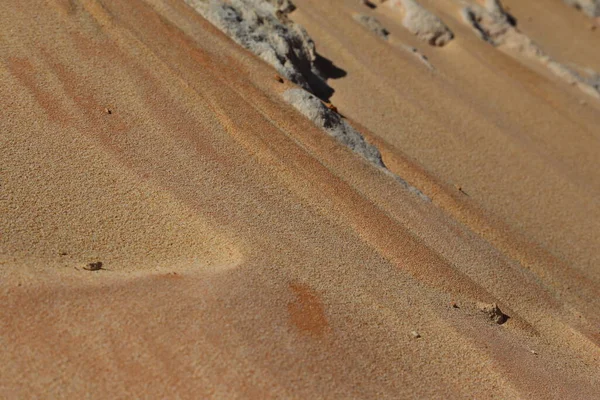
[1,0,600,398]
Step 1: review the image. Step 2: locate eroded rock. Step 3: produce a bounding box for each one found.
[283,88,385,167]
[283,89,431,200]
[460,0,516,46]
[184,0,333,98]
[388,0,454,46]
[461,0,600,99]
[477,302,509,325]
[563,0,600,17]
[353,14,390,40]
[186,0,429,199]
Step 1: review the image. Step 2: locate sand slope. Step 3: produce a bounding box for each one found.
[1,0,600,398]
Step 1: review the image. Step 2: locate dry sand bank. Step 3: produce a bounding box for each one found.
[1,0,600,398]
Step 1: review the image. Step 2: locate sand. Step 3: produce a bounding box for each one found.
[1,0,599,398]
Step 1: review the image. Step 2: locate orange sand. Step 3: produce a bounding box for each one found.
[1,0,599,398]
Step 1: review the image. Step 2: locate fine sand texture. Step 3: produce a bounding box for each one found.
[2,0,600,398]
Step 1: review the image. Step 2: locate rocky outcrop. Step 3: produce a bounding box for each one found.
[563,0,600,17]
[186,0,428,198]
[353,14,390,40]
[477,302,509,325]
[461,0,600,99]
[283,89,430,200]
[184,0,333,98]
[460,0,516,46]
[388,0,454,46]
[283,89,385,167]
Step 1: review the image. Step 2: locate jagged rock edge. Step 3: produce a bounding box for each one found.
[283,89,430,201]
[184,0,429,199]
[460,0,600,99]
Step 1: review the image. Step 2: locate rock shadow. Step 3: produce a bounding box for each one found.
[310,53,348,102]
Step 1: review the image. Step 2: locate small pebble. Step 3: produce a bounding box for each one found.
[84,261,104,271]
[455,185,467,195]
[530,350,537,355]
[325,103,338,113]
[477,302,509,325]
[104,108,112,114]
[274,74,284,83]
[411,331,421,339]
